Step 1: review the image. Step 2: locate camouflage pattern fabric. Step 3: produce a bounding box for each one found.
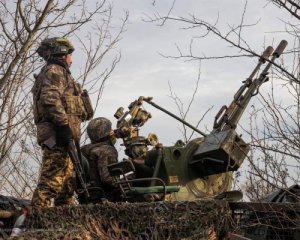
[31,147,74,207]
[10,200,300,239]
[0,195,30,238]
[18,200,230,239]
[81,141,118,201]
[31,60,90,207]
[87,117,112,143]
[31,61,86,145]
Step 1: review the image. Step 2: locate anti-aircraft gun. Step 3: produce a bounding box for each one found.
[113,40,288,200]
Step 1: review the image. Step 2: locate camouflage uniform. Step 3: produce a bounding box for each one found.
[31,39,91,207]
[124,136,154,183]
[81,117,119,203]
[81,141,118,202]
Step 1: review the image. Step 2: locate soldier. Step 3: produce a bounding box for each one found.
[31,38,93,207]
[124,136,154,182]
[81,117,119,203]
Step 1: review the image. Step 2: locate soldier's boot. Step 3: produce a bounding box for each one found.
[55,195,74,206]
[54,179,75,206]
[31,187,52,207]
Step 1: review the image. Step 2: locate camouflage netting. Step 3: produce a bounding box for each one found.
[19,200,231,240]
[230,202,300,239]
[0,195,30,238]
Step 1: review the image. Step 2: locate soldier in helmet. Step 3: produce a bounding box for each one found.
[31,38,93,207]
[81,117,119,203]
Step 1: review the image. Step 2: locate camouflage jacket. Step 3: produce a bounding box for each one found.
[31,60,89,147]
[81,141,118,192]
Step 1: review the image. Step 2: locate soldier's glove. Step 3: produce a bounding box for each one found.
[56,125,73,148]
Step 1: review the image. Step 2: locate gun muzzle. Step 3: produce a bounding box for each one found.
[273,40,288,58]
[260,46,274,63]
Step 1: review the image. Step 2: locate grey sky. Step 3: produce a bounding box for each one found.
[74,0,295,145]
[73,0,298,183]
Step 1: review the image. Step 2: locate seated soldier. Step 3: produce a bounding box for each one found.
[81,117,119,203]
[124,136,154,184]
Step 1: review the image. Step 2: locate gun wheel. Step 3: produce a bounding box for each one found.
[169,172,233,201]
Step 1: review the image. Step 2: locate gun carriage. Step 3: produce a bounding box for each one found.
[110,40,288,201]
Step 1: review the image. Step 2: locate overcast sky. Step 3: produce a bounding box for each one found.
[71,0,295,146]
[69,0,299,182]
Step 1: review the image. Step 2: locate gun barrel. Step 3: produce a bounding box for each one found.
[248,46,274,80]
[144,98,207,137]
[261,40,288,76]
[214,40,288,132]
[273,40,288,58]
[260,46,274,63]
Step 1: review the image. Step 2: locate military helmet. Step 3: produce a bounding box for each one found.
[37,37,75,60]
[87,117,112,143]
[124,136,148,158]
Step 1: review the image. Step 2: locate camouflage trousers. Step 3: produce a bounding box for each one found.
[31,147,75,207]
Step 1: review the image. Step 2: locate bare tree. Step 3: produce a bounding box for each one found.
[270,0,300,20]
[144,2,300,236]
[241,73,300,200]
[147,0,300,200]
[0,0,128,198]
[167,62,213,143]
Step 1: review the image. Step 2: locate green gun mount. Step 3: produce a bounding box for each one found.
[146,139,202,186]
[116,40,288,199]
[190,129,249,178]
[146,132,248,186]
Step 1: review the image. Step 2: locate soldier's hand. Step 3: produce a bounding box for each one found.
[56,125,73,148]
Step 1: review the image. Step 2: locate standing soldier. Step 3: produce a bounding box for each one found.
[81,117,119,203]
[31,38,93,207]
